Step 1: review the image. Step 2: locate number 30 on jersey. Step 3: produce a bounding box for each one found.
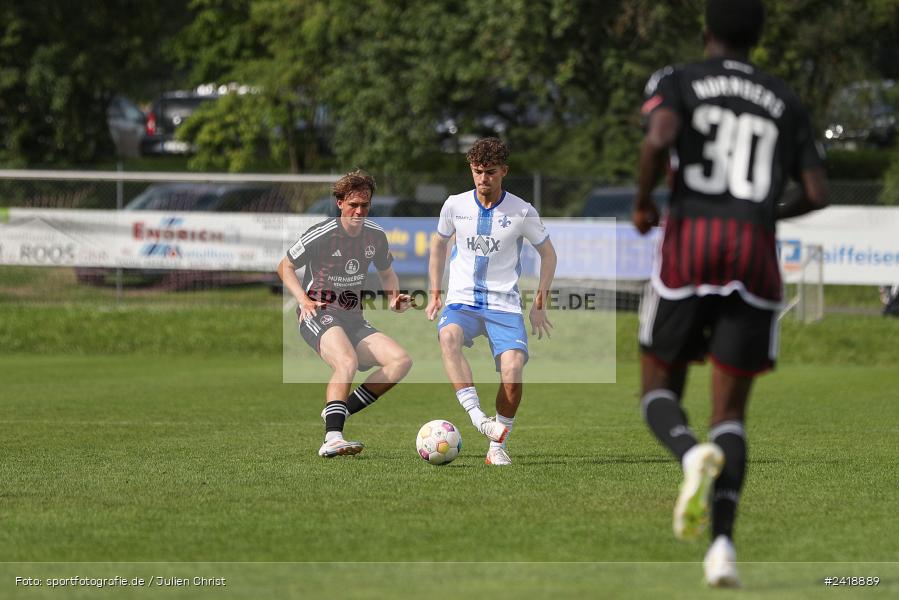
[684,104,778,202]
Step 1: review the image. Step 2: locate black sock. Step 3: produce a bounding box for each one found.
[346,385,380,415]
[641,389,698,462]
[710,420,747,540]
[323,401,348,433]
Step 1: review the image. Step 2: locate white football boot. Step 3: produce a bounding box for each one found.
[485,446,512,466]
[704,535,741,587]
[318,437,364,458]
[673,443,724,540]
[477,416,509,444]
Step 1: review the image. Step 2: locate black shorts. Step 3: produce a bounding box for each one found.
[638,287,779,376]
[298,309,379,355]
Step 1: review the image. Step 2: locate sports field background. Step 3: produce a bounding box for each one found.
[1,268,898,598]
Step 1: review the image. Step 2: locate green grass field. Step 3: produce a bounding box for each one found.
[2,285,899,598]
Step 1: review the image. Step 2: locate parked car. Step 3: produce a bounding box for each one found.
[106,96,146,158]
[125,182,293,213]
[75,183,292,289]
[436,114,508,154]
[435,91,557,153]
[142,91,218,155]
[580,187,669,221]
[306,195,441,218]
[824,80,898,149]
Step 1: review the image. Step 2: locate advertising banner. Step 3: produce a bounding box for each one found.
[1,210,629,279]
[0,208,320,272]
[5,207,894,285]
[778,206,899,285]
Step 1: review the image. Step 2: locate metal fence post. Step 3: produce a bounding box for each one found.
[116,161,123,304]
[533,171,542,213]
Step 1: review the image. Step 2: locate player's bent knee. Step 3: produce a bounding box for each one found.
[500,369,523,385]
[438,327,464,351]
[332,356,358,378]
[400,353,413,372]
[392,353,413,379]
[499,350,526,371]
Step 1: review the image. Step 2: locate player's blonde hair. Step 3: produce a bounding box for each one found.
[332,169,376,200]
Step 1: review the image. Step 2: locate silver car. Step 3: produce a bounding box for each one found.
[106,96,146,158]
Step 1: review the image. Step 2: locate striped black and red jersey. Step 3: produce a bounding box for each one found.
[286,217,393,312]
[642,57,824,308]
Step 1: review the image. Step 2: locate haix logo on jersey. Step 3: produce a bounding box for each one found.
[466,235,500,255]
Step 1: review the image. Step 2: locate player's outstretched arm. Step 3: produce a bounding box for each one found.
[530,239,557,340]
[777,166,829,219]
[377,266,413,312]
[633,107,679,234]
[277,256,324,319]
[426,233,451,321]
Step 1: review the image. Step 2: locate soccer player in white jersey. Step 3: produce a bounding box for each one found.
[426,137,557,466]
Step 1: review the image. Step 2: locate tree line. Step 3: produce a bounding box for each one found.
[2,0,898,181]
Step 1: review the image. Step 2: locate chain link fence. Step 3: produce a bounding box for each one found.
[827,180,885,205]
[0,173,886,214]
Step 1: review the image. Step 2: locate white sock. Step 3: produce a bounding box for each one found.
[325,431,344,442]
[489,413,515,449]
[456,386,486,427]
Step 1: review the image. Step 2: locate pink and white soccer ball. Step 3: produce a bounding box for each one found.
[416,420,462,465]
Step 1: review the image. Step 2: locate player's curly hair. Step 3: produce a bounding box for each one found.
[706,0,764,50]
[466,137,509,167]
[332,169,376,200]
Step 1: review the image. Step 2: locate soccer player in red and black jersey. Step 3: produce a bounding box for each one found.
[633,0,828,587]
[277,170,413,459]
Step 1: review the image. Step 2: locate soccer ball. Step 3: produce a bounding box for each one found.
[416,420,462,465]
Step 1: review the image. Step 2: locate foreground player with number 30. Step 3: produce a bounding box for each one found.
[634,0,828,588]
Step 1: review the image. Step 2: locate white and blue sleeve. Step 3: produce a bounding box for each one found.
[522,205,549,246]
[437,200,455,238]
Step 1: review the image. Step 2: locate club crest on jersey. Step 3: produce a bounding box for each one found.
[345,259,360,274]
[498,215,511,228]
[364,245,375,259]
[466,235,500,255]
